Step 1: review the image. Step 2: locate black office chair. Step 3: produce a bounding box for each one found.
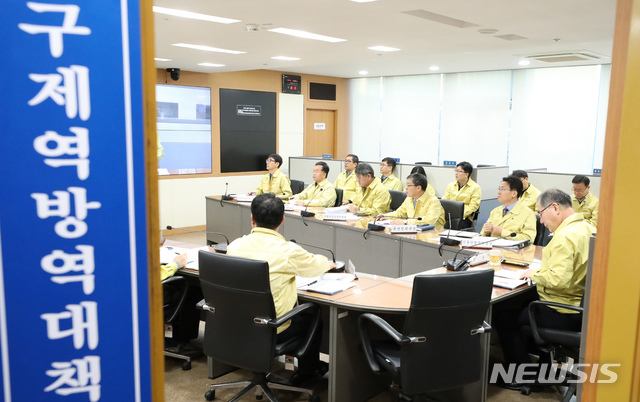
[440,199,465,230]
[334,188,344,207]
[358,269,494,400]
[389,190,406,211]
[163,276,194,371]
[534,215,551,246]
[290,179,305,195]
[414,161,432,165]
[198,251,321,402]
[521,301,583,400]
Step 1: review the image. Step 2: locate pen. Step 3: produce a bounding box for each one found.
[306,280,317,287]
[479,216,488,223]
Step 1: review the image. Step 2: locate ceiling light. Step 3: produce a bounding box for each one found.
[172,43,246,54]
[198,63,225,67]
[271,56,301,61]
[367,46,400,52]
[518,59,531,66]
[153,6,240,24]
[268,28,346,43]
[351,0,377,2]
[478,29,498,35]
[429,66,440,71]
[359,71,368,75]
[154,58,172,62]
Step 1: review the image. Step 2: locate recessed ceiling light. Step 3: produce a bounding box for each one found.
[154,58,172,62]
[198,63,225,67]
[519,59,531,66]
[368,46,400,52]
[271,56,301,61]
[351,0,377,2]
[268,28,346,43]
[153,6,240,24]
[429,66,440,71]
[478,29,499,35]
[172,43,246,54]
[359,71,368,75]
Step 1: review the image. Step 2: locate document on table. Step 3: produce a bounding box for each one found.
[439,230,480,238]
[296,272,357,295]
[493,269,530,289]
[160,245,209,270]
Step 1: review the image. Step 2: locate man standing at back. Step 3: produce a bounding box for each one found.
[253,153,292,200]
[290,161,337,207]
[379,157,403,191]
[334,154,359,202]
[342,162,391,216]
[442,161,482,229]
[571,175,599,227]
[227,193,335,384]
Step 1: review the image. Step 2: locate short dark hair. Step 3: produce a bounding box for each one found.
[511,170,528,179]
[572,175,590,186]
[407,173,428,192]
[315,161,329,176]
[538,189,572,209]
[457,161,473,176]
[346,154,359,165]
[268,153,283,168]
[410,166,426,176]
[382,157,397,171]
[251,193,284,230]
[355,162,375,178]
[502,175,524,198]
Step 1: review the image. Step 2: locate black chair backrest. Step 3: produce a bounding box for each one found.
[415,162,432,165]
[389,190,407,211]
[477,164,494,168]
[401,269,494,394]
[440,199,465,230]
[199,251,277,373]
[334,188,344,207]
[163,276,189,324]
[290,179,304,195]
[534,214,549,246]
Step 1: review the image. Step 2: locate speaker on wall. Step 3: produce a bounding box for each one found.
[309,82,336,101]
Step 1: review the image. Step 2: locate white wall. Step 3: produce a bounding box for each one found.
[277,93,304,176]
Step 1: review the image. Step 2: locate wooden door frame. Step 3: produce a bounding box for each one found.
[305,108,338,157]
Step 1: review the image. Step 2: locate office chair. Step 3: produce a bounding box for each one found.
[163,276,194,371]
[414,161,432,165]
[520,301,583,400]
[358,269,494,400]
[389,190,407,212]
[534,215,550,246]
[198,251,322,402]
[334,188,344,207]
[290,179,305,195]
[439,199,465,230]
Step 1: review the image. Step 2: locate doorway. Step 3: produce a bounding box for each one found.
[305,109,336,156]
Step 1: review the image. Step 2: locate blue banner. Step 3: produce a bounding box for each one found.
[0,1,151,401]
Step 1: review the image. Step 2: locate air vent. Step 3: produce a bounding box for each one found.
[526,52,602,63]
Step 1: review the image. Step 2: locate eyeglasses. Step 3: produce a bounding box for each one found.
[345,159,354,163]
[497,187,510,192]
[572,187,587,194]
[265,158,275,163]
[455,169,465,174]
[405,184,417,188]
[537,203,553,216]
[380,164,390,167]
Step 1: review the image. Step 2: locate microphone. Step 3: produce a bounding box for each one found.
[300,187,324,218]
[440,212,460,246]
[221,182,233,201]
[165,225,230,253]
[445,232,517,272]
[290,239,345,271]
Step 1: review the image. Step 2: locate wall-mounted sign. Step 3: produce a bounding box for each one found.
[314,123,326,130]
[237,105,262,116]
[444,161,457,166]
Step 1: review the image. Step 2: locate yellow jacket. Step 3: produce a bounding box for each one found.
[442,178,482,220]
[293,179,337,207]
[520,183,541,213]
[351,177,391,216]
[571,192,599,227]
[531,214,594,313]
[160,261,179,281]
[227,227,330,333]
[404,183,436,197]
[255,169,292,200]
[334,171,358,202]
[388,191,446,229]
[381,174,403,191]
[481,201,536,242]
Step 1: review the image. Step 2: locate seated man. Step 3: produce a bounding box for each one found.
[571,174,599,227]
[404,166,436,196]
[334,154,359,202]
[382,173,445,229]
[512,170,541,213]
[290,161,337,207]
[342,162,391,216]
[442,161,482,229]
[227,193,336,384]
[253,153,292,200]
[379,157,403,191]
[481,175,536,242]
[493,189,594,391]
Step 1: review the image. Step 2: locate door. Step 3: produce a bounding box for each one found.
[305,109,336,156]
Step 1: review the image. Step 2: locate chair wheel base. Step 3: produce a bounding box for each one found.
[521,385,532,396]
[204,389,215,401]
[182,361,191,371]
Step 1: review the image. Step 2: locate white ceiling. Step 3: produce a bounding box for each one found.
[153,0,617,78]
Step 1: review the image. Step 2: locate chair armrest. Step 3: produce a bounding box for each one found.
[266,303,320,357]
[162,276,188,324]
[267,302,317,328]
[471,321,492,335]
[528,301,583,346]
[358,313,412,374]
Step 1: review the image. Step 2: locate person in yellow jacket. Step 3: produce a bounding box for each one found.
[571,175,599,227]
[404,165,436,196]
[227,193,335,384]
[290,161,337,207]
[382,173,445,229]
[442,161,481,229]
[493,189,593,390]
[379,157,403,191]
[252,154,292,200]
[334,154,359,202]
[512,170,541,213]
[343,163,391,216]
[481,175,536,243]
